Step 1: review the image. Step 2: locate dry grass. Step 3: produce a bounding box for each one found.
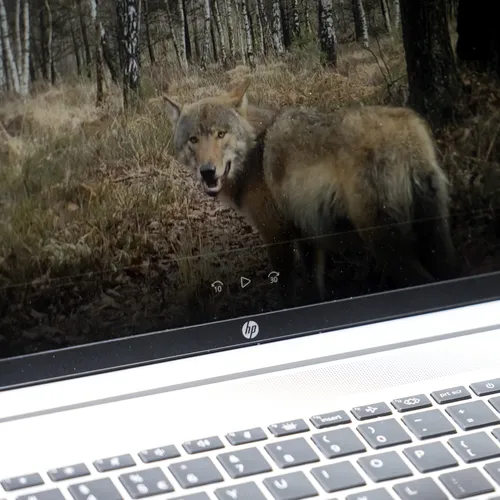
[1,36,499,354]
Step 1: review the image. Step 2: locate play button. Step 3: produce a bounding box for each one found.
[240,277,251,288]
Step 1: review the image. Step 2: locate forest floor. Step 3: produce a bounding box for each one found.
[1,37,500,358]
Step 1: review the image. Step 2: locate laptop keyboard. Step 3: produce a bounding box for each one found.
[4,378,500,499]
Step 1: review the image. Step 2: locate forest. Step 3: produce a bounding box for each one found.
[0,0,499,357]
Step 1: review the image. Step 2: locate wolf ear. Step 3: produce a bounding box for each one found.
[163,96,182,125]
[227,78,251,116]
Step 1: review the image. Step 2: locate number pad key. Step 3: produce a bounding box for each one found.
[263,471,318,500]
[448,431,500,463]
[310,461,365,493]
[439,467,495,498]
[402,409,456,439]
[119,468,174,498]
[69,478,123,500]
[357,451,413,483]
[217,448,272,478]
[403,441,458,473]
[265,437,320,468]
[357,418,412,449]
[168,457,223,489]
[311,427,366,459]
[446,400,500,430]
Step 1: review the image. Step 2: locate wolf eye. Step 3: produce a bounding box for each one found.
[217,131,226,139]
[189,136,198,144]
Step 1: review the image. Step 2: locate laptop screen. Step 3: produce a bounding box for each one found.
[1,0,499,385]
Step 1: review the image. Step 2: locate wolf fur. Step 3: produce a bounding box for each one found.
[164,79,458,304]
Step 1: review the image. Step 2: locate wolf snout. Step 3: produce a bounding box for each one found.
[199,163,217,183]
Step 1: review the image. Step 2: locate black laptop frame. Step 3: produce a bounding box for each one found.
[1,270,499,391]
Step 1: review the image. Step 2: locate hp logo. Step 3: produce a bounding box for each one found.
[241,320,259,339]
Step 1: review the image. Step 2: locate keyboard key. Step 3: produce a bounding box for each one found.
[446,400,500,430]
[311,427,366,459]
[269,419,309,437]
[448,431,500,463]
[490,396,500,413]
[391,394,432,412]
[310,410,351,429]
[357,451,413,482]
[265,437,320,468]
[182,436,224,454]
[393,477,448,500]
[69,478,123,500]
[168,457,223,489]
[93,454,135,472]
[346,489,393,500]
[214,482,267,500]
[310,461,365,493]
[357,418,412,449]
[431,385,471,404]
[484,460,500,485]
[402,409,456,439]
[119,468,174,498]
[217,447,272,478]
[138,445,180,463]
[226,427,267,445]
[470,378,500,396]
[17,490,65,500]
[439,467,495,498]
[47,463,90,482]
[170,494,210,500]
[403,441,458,472]
[351,402,392,421]
[1,473,44,491]
[263,471,318,500]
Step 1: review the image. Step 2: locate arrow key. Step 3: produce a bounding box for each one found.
[216,448,272,479]
[214,482,268,500]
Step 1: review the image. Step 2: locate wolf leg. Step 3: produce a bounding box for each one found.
[413,173,460,281]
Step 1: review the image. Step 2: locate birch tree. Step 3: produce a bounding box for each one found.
[393,0,400,28]
[116,0,141,111]
[241,0,255,69]
[212,0,228,66]
[271,0,285,55]
[318,0,337,66]
[143,0,156,64]
[201,0,211,69]
[89,0,104,105]
[380,0,392,34]
[224,0,236,62]
[0,0,20,93]
[77,0,92,78]
[352,0,368,48]
[19,0,30,95]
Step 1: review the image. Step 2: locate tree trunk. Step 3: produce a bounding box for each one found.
[19,0,30,95]
[292,0,300,39]
[351,0,368,47]
[456,0,499,77]
[212,0,228,66]
[318,0,337,66]
[224,0,236,62]
[255,0,266,55]
[90,0,104,105]
[143,0,156,64]
[71,15,83,75]
[280,0,291,49]
[14,0,22,68]
[76,0,92,78]
[393,0,400,28]
[181,0,192,62]
[271,0,285,55]
[241,0,255,69]
[201,0,211,69]
[399,0,462,128]
[116,0,141,111]
[380,0,392,34]
[0,20,5,89]
[0,0,20,92]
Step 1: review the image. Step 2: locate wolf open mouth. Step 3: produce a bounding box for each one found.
[204,161,232,196]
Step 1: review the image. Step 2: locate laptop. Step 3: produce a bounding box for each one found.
[2,10,500,500]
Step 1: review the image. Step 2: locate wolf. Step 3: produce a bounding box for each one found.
[164,79,458,304]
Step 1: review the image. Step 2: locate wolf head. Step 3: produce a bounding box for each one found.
[164,79,255,197]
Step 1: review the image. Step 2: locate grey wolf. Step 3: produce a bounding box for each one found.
[164,79,458,303]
